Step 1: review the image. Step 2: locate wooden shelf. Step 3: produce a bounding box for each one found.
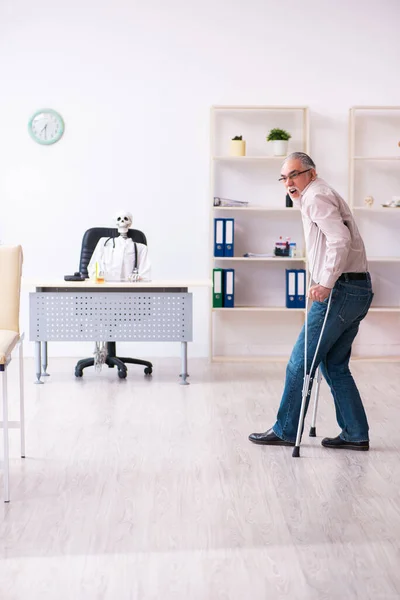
[351,356,400,362]
[212,306,305,312]
[351,106,400,110]
[212,105,308,111]
[367,257,400,262]
[214,257,306,262]
[210,104,310,361]
[353,207,400,212]
[349,106,400,359]
[368,307,400,312]
[353,156,400,161]
[213,206,300,213]
[213,156,285,162]
[213,306,399,313]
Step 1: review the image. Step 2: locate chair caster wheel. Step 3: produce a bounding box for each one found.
[118,369,127,379]
[75,369,83,378]
[144,367,152,375]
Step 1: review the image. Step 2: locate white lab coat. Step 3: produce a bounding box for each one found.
[87,236,151,281]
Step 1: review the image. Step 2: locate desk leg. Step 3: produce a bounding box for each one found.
[34,341,44,384]
[180,342,189,385]
[41,341,50,377]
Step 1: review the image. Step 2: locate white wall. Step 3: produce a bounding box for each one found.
[1,0,400,357]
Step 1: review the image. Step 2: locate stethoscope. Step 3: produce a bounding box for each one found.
[103,236,139,277]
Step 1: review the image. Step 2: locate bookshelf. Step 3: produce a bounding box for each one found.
[210,105,310,361]
[348,106,400,360]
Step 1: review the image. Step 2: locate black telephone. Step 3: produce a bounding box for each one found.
[64,271,86,282]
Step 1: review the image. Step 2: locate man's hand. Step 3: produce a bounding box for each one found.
[309,284,331,302]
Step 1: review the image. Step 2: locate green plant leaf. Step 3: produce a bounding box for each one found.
[266,128,291,141]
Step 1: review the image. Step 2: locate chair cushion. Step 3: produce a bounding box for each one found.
[0,245,23,332]
[0,330,20,364]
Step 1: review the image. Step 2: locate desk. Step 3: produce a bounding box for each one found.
[28,280,210,384]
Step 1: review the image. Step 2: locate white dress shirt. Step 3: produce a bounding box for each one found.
[299,178,368,289]
[87,236,151,281]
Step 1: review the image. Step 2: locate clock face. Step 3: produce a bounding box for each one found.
[28,109,64,145]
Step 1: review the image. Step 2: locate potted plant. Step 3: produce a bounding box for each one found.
[230,135,246,157]
[266,128,291,156]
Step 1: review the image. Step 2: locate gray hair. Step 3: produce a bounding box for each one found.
[282,152,316,170]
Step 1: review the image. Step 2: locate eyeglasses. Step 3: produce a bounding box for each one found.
[278,168,312,183]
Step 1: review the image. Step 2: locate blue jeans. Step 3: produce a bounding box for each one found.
[273,275,373,443]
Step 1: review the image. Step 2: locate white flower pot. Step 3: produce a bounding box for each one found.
[230,140,246,157]
[272,139,289,156]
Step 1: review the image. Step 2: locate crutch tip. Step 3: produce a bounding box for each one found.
[292,446,300,458]
[309,427,316,437]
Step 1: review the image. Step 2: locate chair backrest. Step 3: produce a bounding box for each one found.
[79,227,147,278]
[0,245,23,333]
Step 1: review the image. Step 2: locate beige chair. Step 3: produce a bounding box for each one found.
[0,245,25,502]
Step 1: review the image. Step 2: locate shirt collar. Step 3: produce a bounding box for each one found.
[300,178,317,198]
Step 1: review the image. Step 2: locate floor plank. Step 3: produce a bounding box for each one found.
[0,358,399,599]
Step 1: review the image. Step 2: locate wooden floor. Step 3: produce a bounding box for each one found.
[1,357,400,600]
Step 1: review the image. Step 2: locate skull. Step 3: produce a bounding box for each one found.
[115,210,133,235]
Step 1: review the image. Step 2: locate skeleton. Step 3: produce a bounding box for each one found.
[114,211,138,281]
[116,210,133,238]
[88,210,151,372]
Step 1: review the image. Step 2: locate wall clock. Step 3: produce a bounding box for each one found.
[28,109,65,145]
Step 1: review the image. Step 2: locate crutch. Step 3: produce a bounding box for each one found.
[309,366,322,437]
[292,228,333,458]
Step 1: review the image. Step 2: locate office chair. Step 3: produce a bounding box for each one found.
[0,245,25,502]
[74,227,153,379]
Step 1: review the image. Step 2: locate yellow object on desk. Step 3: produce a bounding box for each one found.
[95,261,105,283]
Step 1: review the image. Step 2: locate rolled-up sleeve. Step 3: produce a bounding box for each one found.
[138,244,152,281]
[307,194,351,288]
